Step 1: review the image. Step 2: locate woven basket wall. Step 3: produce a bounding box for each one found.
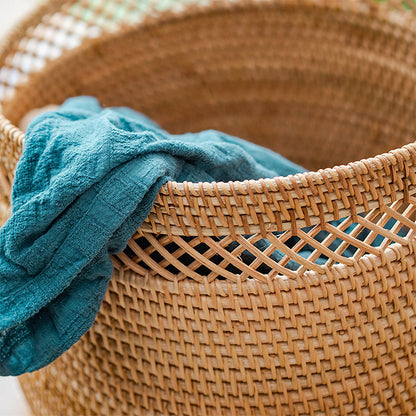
[1,0,416,415]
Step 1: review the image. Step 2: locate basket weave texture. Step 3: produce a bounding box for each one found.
[0,0,416,415]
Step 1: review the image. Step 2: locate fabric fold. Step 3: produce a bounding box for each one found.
[0,96,304,375]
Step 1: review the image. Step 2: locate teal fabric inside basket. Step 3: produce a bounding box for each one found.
[0,96,306,375]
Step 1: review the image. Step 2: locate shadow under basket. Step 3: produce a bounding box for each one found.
[0,0,416,415]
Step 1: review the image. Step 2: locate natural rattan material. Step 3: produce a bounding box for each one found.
[0,0,415,415]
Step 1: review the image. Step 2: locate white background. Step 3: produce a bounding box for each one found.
[0,3,42,415]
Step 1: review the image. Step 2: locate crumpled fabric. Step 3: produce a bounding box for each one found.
[0,96,305,375]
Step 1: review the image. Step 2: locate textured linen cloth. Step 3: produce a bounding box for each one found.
[0,96,305,375]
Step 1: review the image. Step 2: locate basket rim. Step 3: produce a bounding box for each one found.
[0,0,415,236]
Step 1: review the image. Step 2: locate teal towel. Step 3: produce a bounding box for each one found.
[0,96,305,375]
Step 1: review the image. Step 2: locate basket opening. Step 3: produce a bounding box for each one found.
[1,2,415,171]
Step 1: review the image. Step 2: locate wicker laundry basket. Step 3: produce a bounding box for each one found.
[1,0,416,414]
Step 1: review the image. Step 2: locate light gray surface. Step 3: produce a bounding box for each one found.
[0,3,42,415]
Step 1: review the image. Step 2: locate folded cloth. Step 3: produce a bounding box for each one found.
[0,96,305,375]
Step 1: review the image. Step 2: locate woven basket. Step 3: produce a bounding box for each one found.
[1,0,416,414]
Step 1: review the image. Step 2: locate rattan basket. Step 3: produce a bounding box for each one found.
[1,0,416,415]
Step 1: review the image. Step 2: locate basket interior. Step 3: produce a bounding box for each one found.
[1,0,415,171]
